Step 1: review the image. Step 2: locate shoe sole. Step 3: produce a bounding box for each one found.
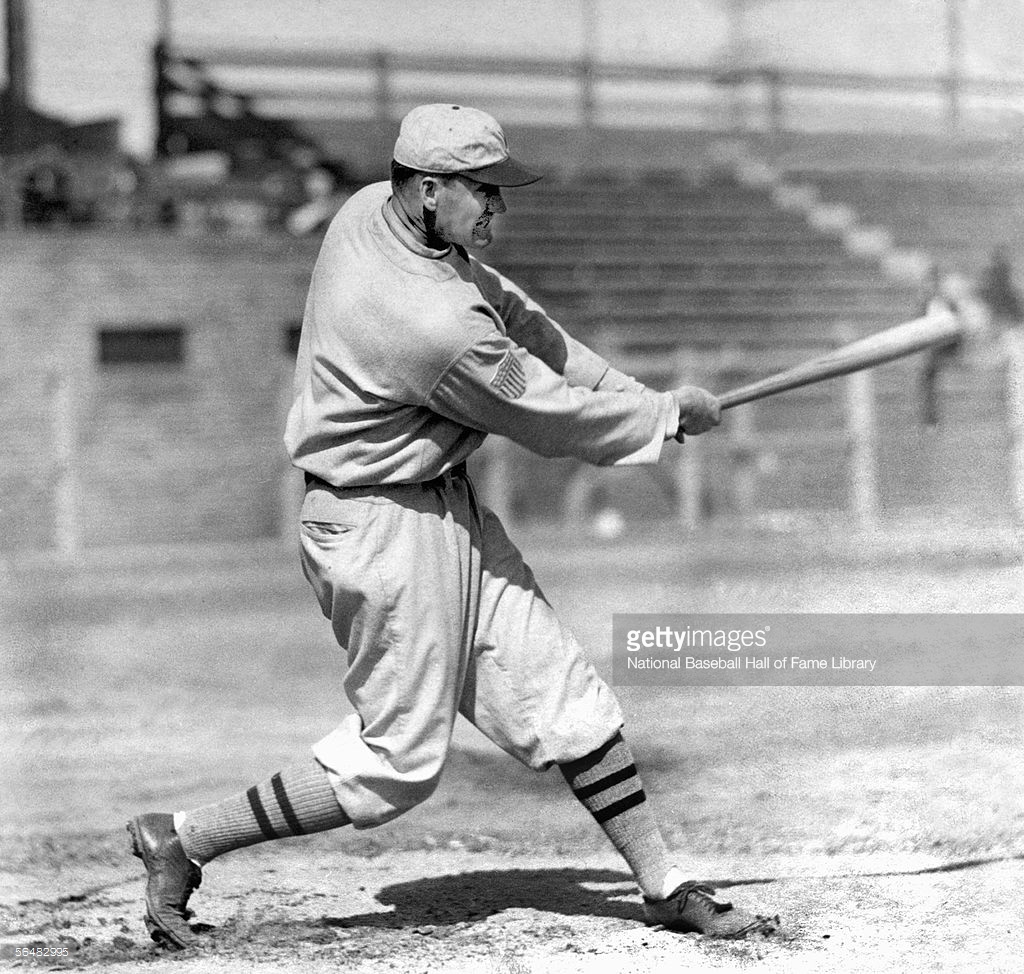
[126,818,196,951]
[645,911,781,939]
[718,915,780,940]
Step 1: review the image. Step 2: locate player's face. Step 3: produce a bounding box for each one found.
[431,176,506,250]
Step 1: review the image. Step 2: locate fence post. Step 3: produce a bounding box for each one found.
[846,367,878,529]
[51,368,80,557]
[277,361,304,542]
[943,0,963,133]
[764,69,784,136]
[575,57,596,174]
[674,350,704,529]
[729,398,757,519]
[0,157,17,227]
[1004,332,1024,529]
[373,50,393,169]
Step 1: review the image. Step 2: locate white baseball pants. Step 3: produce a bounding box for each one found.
[298,469,623,828]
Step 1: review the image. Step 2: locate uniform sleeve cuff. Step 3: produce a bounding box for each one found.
[663,392,681,440]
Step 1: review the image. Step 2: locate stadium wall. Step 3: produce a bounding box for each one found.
[0,230,317,552]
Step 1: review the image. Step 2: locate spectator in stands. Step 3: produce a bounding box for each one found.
[918,261,1003,426]
[21,163,71,226]
[978,248,1023,333]
[918,264,960,426]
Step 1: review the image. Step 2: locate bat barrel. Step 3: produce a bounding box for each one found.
[718,309,961,411]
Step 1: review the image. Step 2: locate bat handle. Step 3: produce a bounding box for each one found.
[718,387,759,411]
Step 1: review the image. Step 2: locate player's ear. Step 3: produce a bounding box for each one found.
[418,175,441,212]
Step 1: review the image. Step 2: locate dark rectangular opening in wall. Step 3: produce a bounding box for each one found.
[284,321,302,356]
[97,325,186,366]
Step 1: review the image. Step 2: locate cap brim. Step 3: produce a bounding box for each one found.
[461,155,542,187]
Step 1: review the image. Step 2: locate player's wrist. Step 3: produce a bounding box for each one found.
[663,392,681,441]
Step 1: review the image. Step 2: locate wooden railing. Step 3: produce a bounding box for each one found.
[166,43,1024,140]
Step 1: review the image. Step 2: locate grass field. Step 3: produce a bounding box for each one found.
[1,528,1023,972]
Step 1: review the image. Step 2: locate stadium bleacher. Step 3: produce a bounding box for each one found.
[780,170,1024,277]
[489,172,918,336]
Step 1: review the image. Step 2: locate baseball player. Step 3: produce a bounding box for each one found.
[127,103,780,949]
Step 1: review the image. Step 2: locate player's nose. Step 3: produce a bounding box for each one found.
[489,192,507,215]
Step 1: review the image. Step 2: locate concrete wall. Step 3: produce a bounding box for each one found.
[1,229,317,552]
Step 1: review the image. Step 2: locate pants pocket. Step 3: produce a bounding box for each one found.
[300,519,356,543]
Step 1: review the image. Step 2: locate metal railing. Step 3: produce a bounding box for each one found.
[165,43,1024,140]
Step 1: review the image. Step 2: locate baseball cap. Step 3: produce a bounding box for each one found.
[393,104,542,187]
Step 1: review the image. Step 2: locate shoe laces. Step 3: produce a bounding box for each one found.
[673,881,733,916]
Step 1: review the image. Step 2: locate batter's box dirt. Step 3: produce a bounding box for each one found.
[3,845,1023,972]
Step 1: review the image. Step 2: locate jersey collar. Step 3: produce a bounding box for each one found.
[381,196,452,260]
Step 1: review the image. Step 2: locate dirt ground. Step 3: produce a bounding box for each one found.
[2,526,1023,972]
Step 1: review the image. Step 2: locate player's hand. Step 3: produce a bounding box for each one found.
[670,386,721,441]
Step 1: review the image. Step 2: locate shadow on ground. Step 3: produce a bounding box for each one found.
[326,867,640,929]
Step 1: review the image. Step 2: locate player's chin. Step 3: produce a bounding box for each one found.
[467,229,494,249]
[467,218,496,249]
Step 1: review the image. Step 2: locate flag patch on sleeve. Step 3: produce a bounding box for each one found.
[491,350,526,399]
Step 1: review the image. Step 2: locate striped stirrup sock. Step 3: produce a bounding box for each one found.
[560,732,671,899]
[176,758,350,865]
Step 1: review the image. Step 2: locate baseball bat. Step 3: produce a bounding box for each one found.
[717,308,961,410]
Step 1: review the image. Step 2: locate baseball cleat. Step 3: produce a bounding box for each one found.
[643,880,780,939]
[127,813,203,950]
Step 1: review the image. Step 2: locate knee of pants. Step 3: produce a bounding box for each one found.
[340,759,447,829]
[384,767,444,816]
[314,717,451,828]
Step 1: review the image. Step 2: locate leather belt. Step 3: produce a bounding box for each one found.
[304,463,467,492]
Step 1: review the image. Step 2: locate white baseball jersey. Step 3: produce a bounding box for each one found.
[285,181,678,486]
